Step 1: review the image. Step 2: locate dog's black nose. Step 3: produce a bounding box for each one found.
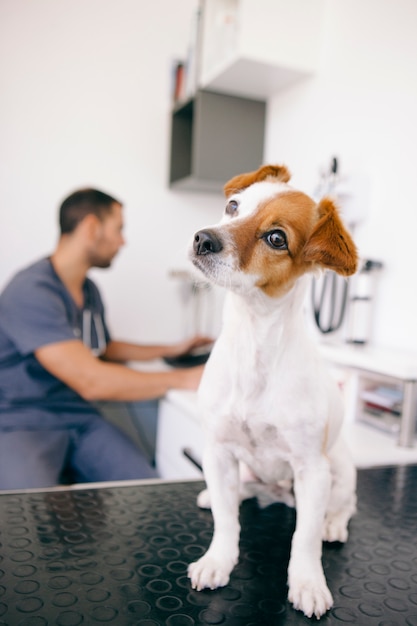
[193,229,223,255]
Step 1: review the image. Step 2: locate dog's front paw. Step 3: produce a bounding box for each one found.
[188,553,236,591]
[288,576,333,619]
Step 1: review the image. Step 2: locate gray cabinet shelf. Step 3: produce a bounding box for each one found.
[169,89,265,193]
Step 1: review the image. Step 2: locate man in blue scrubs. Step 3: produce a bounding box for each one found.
[0,188,206,489]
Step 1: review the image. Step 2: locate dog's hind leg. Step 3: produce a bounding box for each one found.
[188,445,241,590]
[196,460,249,509]
[197,479,295,509]
[196,461,294,509]
[323,436,357,543]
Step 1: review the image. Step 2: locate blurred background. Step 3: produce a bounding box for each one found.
[1,0,416,352]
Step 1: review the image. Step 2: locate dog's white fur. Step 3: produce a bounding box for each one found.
[187,165,358,619]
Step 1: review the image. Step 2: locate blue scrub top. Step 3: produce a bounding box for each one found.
[0,258,111,428]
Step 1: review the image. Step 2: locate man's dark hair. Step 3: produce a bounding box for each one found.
[59,188,122,234]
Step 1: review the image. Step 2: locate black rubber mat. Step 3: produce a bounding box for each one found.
[1,465,417,625]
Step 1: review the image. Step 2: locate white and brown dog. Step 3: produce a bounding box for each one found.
[187,164,358,619]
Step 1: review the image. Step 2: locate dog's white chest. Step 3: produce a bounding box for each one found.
[199,344,300,480]
[198,294,334,479]
[201,399,294,485]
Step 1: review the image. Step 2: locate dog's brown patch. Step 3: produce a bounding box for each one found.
[302,198,358,276]
[217,190,358,298]
[224,190,317,297]
[224,164,291,198]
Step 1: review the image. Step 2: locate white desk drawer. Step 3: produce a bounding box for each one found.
[156,398,206,480]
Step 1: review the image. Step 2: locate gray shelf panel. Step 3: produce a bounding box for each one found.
[169,90,266,193]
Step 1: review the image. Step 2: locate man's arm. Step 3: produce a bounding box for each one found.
[103,336,213,363]
[35,340,204,402]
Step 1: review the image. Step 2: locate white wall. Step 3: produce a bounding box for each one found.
[1,0,417,352]
[0,0,222,343]
[264,0,417,352]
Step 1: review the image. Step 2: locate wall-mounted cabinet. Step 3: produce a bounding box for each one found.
[168,0,324,191]
[199,0,325,99]
[169,89,265,193]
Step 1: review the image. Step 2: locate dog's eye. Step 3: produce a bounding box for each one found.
[264,229,288,250]
[225,200,238,216]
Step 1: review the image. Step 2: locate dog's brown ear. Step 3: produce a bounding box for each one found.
[303,198,358,276]
[224,164,291,197]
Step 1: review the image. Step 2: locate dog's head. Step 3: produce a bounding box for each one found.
[190,164,358,298]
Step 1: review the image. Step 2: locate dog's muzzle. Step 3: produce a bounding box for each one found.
[193,229,223,256]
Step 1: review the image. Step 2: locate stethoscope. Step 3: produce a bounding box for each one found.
[82,309,107,356]
[311,271,348,334]
[311,156,349,335]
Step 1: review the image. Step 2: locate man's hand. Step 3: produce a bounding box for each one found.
[168,336,214,358]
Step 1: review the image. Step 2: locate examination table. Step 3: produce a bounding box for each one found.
[0,464,416,625]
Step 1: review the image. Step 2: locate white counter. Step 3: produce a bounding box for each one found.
[319,342,417,381]
[130,351,417,473]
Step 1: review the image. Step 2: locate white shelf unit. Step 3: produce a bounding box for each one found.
[356,371,403,435]
[319,343,417,448]
[198,0,326,99]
